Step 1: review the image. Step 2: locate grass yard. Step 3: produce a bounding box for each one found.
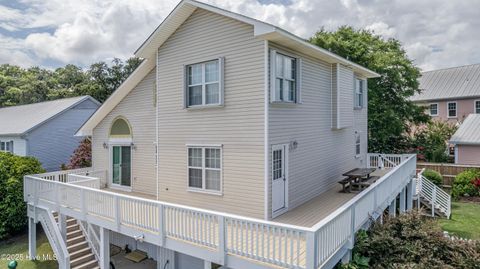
[438,201,480,240]
[0,226,58,269]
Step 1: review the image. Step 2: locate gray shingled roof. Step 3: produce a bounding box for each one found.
[0,96,93,136]
[450,114,480,145]
[412,63,480,102]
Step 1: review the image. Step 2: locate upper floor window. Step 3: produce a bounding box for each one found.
[0,141,13,153]
[187,146,222,193]
[447,102,457,118]
[185,58,224,108]
[270,50,301,103]
[355,79,365,108]
[475,100,480,114]
[429,103,438,116]
[110,117,132,138]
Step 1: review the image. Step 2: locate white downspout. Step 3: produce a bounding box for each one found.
[264,40,270,220]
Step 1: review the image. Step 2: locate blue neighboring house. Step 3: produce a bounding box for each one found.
[0,96,100,171]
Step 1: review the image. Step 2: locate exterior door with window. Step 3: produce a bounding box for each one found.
[112,145,131,187]
[272,144,287,213]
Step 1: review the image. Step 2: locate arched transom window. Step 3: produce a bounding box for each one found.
[110,117,132,138]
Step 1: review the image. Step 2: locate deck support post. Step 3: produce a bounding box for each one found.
[389,199,396,217]
[204,261,212,269]
[59,214,67,241]
[100,227,110,269]
[406,178,414,211]
[399,187,406,214]
[28,217,37,259]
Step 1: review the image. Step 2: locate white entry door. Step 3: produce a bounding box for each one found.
[272,144,287,213]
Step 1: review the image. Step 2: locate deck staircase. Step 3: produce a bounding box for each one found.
[53,213,100,269]
[414,170,451,218]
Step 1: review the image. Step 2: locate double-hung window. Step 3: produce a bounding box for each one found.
[355,79,365,108]
[186,58,224,107]
[475,100,480,114]
[0,141,13,153]
[187,146,222,193]
[271,50,300,103]
[355,133,361,156]
[447,102,457,118]
[429,103,438,116]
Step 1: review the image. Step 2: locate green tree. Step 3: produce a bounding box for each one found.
[309,26,430,153]
[0,153,44,239]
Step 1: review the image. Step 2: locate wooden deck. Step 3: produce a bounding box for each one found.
[274,169,390,227]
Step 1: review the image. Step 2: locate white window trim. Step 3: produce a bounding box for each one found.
[184,58,225,109]
[186,145,223,195]
[447,101,457,118]
[354,78,365,109]
[270,49,302,104]
[354,132,361,157]
[0,140,13,153]
[474,100,480,114]
[429,103,439,116]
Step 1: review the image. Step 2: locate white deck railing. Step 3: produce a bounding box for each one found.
[367,153,410,169]
[25,154,416,269]
[415,169,451,218]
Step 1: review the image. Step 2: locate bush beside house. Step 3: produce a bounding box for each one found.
[452,169,480,199]
[0,152,44,239]
[341,211,480,269]
[422,169,443,186]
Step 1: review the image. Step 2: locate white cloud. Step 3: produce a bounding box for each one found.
[0,0,479,70]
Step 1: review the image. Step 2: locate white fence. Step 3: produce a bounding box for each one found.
[25,155,416,269]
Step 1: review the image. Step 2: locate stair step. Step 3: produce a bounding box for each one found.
[68,241,89,253]
[67,235,86,246]
[71,257,98,269]
[67,229,83,240]
[70,253,95,268]
[66,218,78,227]
[70,247,92,260]
[67,224,80,233]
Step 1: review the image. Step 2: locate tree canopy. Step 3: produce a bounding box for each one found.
[310,26,430,153]
[0,57,142,107]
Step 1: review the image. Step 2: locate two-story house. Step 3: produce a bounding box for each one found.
[412,63,480,123]
[0,96,99,171]
[24,1,430,269]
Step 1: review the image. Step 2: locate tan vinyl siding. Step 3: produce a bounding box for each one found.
[156,8,265,218]
[268,43,366,219]
[338,64,354,128]
[92,68,157,196]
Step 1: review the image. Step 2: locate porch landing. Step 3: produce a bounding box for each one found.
[274,169,390,227]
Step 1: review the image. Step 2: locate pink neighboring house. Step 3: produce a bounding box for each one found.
[412,63,480,124]
[449,114,480,165]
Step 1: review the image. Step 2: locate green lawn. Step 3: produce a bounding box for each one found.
[0,226,58,269]
[438,201,480,240]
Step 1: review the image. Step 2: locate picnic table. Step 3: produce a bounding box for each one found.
[339,168,377,192]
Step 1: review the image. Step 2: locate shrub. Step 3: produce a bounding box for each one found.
[452,169,480,199]
[0,152,44,239]
[344,211,480,268]
[422,169,443,186]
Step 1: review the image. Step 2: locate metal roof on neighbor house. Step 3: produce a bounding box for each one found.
[450,114,480,145]
[0,96,98,136]
[412,63,480,102]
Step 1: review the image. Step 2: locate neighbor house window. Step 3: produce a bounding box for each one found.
[0,141,13,153]
[271,50,301,103]
[187,146,222,193]
[429,103,438,116]
[447,102,457,118]
[355,79,365,108]
[355,133,361,156]
[475,100,480,114]
[186,58,224,107]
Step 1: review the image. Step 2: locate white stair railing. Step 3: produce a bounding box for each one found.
[35,207,70,269]
[78,221,101,263]
[416,169,451,218]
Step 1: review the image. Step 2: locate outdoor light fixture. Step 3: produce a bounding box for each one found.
[103,142,108,149]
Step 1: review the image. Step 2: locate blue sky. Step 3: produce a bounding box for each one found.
[1,0,479,71]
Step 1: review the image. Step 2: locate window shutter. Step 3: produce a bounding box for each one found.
[218,57,225,106]
[270,50,277,102]
[296,57,302,103]
[10,141,13,153]
[183,64,187,108]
